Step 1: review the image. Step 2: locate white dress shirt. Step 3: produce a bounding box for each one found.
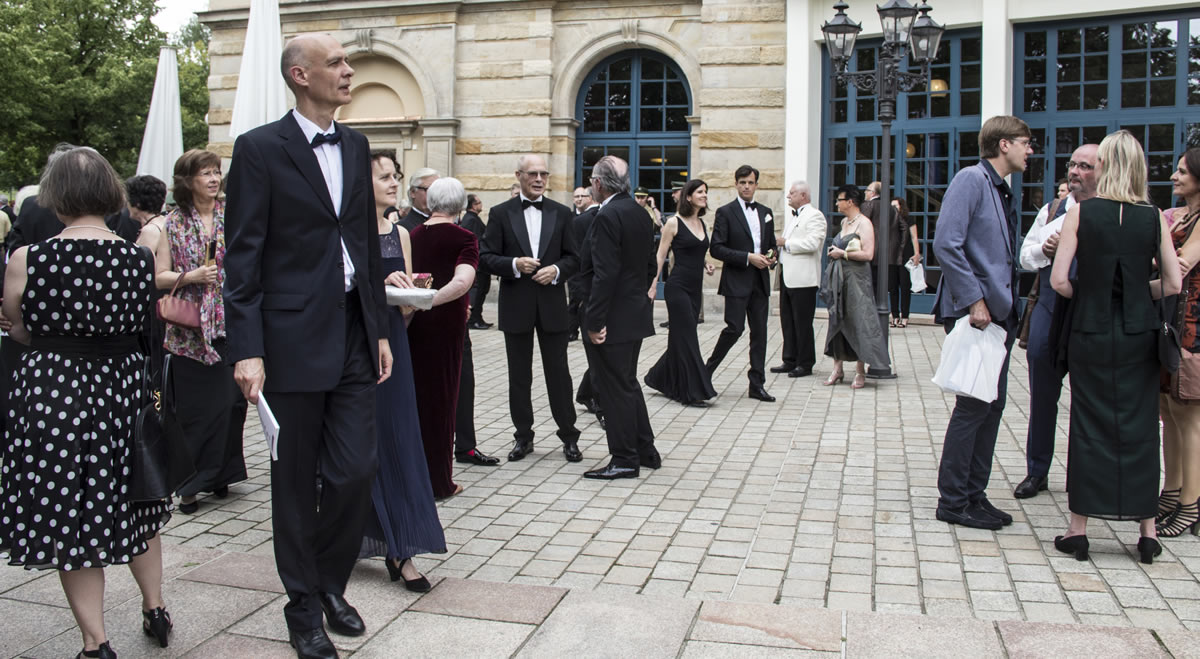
[1019,194,1077,271]
[292,109,356,292]
[741,200,762,254]
[512,194,559,283]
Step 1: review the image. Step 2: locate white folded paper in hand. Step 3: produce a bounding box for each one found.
[905,260,927,293]
[257,394,280,461]
[385,286,436,310]
[932,315,1008,402]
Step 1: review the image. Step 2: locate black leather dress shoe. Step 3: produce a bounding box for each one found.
[467,320,491,330]
[508,440,534,461]
[562,440,583,462]
[935,505,1002,530]
[578,398,601,415]
[568,332,579,341]
[1013,474,1048,499]
[289,628,338,659]
[456,449,500,466]
[583,463,639,480]
[788,367,813,378]
[595,411,606,429]
[971,498,1013,526]
[640,449,662,470]
[770,363,795,373]
[748,385,776,402]
[319,592,365,637]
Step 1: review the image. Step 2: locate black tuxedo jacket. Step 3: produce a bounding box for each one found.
[7,197,63,256]
[399,207,428,233]
[480,195,579,333]
[710,199,775,297]
[223,111,386,392]
[459,210,485,242]
[584,193,655,344]
[568,206,599,297]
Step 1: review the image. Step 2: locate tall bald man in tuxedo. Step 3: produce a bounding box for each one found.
[480,154,582,463]
[223,34,391,659]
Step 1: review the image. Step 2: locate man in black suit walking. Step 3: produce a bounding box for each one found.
[572,189,603,423]
[706,164,778,401]
[567,190,599,341]
[223,34,392,659]
[583,155,658,479]
[480,154,582,463]
[460,193,493,329]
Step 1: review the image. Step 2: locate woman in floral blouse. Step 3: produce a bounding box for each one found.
[155,150,248,514]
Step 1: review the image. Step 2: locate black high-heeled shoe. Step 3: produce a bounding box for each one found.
[1054,534,1089,561]
[1157,499,1200,538]
[143,606,172,648]
[1138,537,1163,565]
[76,641,116,659]
[386,558,432,593]
[1158,488,1182,525]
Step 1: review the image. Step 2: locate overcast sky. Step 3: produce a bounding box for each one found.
[153,0,207,35]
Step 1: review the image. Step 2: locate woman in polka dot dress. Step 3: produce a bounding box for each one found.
[0,147,172,659]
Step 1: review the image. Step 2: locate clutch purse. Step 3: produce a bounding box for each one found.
[385,286,436,310]
[845,238,862,252]
[157,272,201,328]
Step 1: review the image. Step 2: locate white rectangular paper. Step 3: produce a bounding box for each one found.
[385,286,436,310]
[257,394,280,461]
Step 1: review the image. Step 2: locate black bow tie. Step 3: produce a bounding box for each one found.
[792,208,799,216]
[521,199,544,210]
[744,201,757,211]
[310,131,341,148]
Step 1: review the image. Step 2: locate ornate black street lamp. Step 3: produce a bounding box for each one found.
[822,1,944,378]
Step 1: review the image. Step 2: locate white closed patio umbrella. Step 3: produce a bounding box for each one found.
[137,46,184,184]
[228,0,289,141]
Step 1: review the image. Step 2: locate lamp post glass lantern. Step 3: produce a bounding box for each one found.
[822,0,943,378]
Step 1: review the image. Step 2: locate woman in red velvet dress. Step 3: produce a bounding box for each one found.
[407,177,478,498]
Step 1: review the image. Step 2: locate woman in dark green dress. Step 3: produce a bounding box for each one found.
[1049,129,1181,564]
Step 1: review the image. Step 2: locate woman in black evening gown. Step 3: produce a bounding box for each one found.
[359,151,445,591]
[645,179,717,406]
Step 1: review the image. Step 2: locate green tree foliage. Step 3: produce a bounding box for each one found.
[0,0,165,187]
[174,16,212,156]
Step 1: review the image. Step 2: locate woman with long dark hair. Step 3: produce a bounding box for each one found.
[155,150,247,514]
[644,178,717,406]
[886,197,921,328]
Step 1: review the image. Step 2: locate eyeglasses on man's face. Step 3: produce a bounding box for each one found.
[520,170,550,179]
[1066,161,1095,171]
[835,197,850,203]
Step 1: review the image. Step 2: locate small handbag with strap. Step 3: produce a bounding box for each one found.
[1152,204,1182,374]
[1017,197,1064,350]
[157,272,201,329]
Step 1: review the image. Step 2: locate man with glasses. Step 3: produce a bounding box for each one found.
[573,187,593,215]
[1013,144,1099,499]
[400,167,437,231]
[933,115,1035,530]
[481,154,582,463]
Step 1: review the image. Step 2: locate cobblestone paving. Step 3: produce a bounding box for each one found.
[5,302,1200,657]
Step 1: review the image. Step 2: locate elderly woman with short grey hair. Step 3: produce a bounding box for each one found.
[406,177,479,498]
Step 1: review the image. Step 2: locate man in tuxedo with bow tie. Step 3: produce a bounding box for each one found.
[223,33,391,659]
[480,154,581,463]
[706,164,778,401]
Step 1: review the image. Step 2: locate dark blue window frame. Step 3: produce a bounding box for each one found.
[574,50,693,214]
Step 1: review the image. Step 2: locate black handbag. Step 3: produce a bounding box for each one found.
[1153,206,1182,374]
[128,354,195,502]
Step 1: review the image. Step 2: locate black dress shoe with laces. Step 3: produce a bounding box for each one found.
[456,449,500,466]
[467,320,491,330]
[319,592,365,637]
[289,628,338,659]
[1013,474,1048,499]
[562,440,583,462]
[508,440,534,461]
[788,367,813,378]
[748,385,775,402]
[583,463,639,480]
[971,498,1013,526]
[936,505,1002,530]
[770,363,795,373]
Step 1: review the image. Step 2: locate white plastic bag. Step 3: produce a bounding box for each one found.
[905,260,927,293]
[932,315,1008,402]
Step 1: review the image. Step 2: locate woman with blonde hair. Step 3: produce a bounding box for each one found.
[1050,129,1181,564]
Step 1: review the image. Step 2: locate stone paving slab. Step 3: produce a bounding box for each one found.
[995,620,1168,658]
[408,576,565,624]
[516,589,700,658]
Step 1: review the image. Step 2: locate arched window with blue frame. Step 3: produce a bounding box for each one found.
[575,50,692,214]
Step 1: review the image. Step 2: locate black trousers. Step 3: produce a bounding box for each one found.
[888,264,912,319]
[454,329,477,456]
[706,284,769,386]
[779,285,818,370]
[567,288,583,338]
[937,315,1017,510]
[268,291,377,631]
[504,327,579,443]
[468,275,490,324]
[577,339,600,411]
[591,339,654,467]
